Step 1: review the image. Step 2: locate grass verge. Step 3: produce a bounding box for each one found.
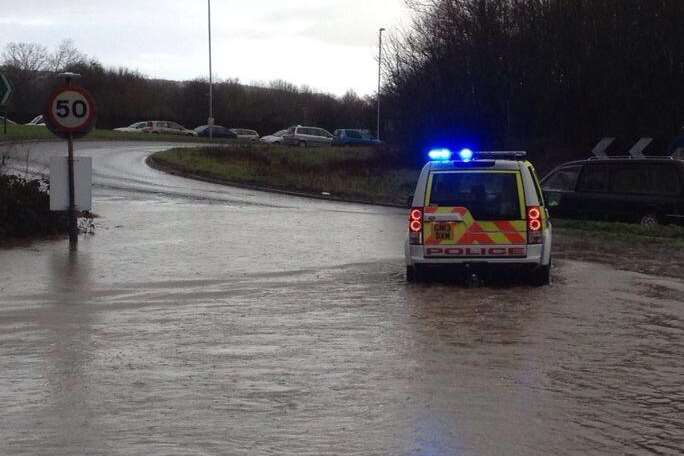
[0,124,228,144]
[149,144,418,206]
[553,221,684,278]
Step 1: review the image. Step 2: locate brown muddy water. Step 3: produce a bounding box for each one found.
[0,142,682,455]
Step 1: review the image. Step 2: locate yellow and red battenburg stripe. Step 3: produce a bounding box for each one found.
[424,206,527,245]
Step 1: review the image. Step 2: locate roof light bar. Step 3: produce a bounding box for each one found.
[459,148,474,162]
[428,149,528,162]
[428,148,452,161]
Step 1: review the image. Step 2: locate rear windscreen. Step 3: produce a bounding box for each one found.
[429,172,522,220]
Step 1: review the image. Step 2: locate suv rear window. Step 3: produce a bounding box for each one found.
[428,172,522,220]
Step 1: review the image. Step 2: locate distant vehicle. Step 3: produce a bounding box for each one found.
[332,129,382,146]
[117,120,196,136]
[26,115,46,126]
[194,125,238,139]
[154,121,197,136]
[114,121,151,133]
[230,129,259,141]
[542,157,684,226]
[282,125,334,147]
[406,148,552,285]
[259,129,288,144]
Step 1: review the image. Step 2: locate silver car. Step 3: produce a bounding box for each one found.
[230,129,260,142]
[130,120,197,136]
[282,125,333,147]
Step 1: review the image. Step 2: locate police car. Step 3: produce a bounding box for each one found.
[405,148,552,285]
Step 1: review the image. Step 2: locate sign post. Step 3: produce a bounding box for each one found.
[44,73,97,250]
[0,72,13,135]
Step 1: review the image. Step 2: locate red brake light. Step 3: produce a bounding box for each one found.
[527,206,543,244]
[409,207,423,244]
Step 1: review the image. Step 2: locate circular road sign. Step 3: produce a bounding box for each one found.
[45,85,97,139]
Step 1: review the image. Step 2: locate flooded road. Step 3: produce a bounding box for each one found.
[1,142,683,455]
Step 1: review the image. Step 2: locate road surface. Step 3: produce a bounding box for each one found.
[1,141,682,455]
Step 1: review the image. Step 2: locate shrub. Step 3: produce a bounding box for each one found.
[0,175,68,241]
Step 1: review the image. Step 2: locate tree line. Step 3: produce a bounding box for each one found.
[1,40,375,136]
[383,0,684,162]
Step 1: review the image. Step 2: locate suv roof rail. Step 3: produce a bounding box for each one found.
[588,156,674,161]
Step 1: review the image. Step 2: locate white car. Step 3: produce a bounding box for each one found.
[259,129,287,144]
[230,129,259,141]
[116,121,196,136]
[114,121,151,133]
[405,148,552,285]
[26,115,46,126]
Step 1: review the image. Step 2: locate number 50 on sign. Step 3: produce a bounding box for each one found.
[45,85,97,138]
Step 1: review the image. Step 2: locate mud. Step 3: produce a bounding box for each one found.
[1,142,682,455]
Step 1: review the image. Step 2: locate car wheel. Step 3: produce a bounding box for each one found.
[639,213,659,227]
[530,261,551,287]
[406,265,425,283]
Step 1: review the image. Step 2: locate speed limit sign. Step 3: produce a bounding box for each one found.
[45,85,97,138]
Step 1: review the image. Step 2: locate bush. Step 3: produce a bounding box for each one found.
[0,175,68,241]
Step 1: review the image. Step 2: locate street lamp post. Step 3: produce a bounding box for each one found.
[208,0,214,141]
[377,27,385,142]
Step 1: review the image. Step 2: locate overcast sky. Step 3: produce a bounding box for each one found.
[0,0,411,96]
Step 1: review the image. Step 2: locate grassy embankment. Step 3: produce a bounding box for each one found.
[151,144,684,277]
[150,144,418,206]
[0,124,224,143]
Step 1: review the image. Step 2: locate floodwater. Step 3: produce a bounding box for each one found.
[1,142,682,455]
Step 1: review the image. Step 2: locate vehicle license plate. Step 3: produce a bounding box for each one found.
[434,223,452,240]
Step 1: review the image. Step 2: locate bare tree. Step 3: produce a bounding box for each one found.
[50,39,88,72]
[1,42,50,73]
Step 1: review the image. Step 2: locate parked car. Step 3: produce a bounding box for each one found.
[260,129,288,144]
[114,121,152,133]
[194,125,238,139]
[26,115,45,126]
[332,129,382,146]
[282,125,334,147]
[542,157,684,226]
[230,129,259,141]
[157,121,197,136]
[115,120,196,136]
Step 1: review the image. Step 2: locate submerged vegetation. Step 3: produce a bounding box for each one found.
[0,174,68,243]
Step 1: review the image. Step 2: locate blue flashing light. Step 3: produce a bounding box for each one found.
[459,148,474,162]
[428,148,452,161]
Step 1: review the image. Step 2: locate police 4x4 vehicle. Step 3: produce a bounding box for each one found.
[405,148,552,285]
